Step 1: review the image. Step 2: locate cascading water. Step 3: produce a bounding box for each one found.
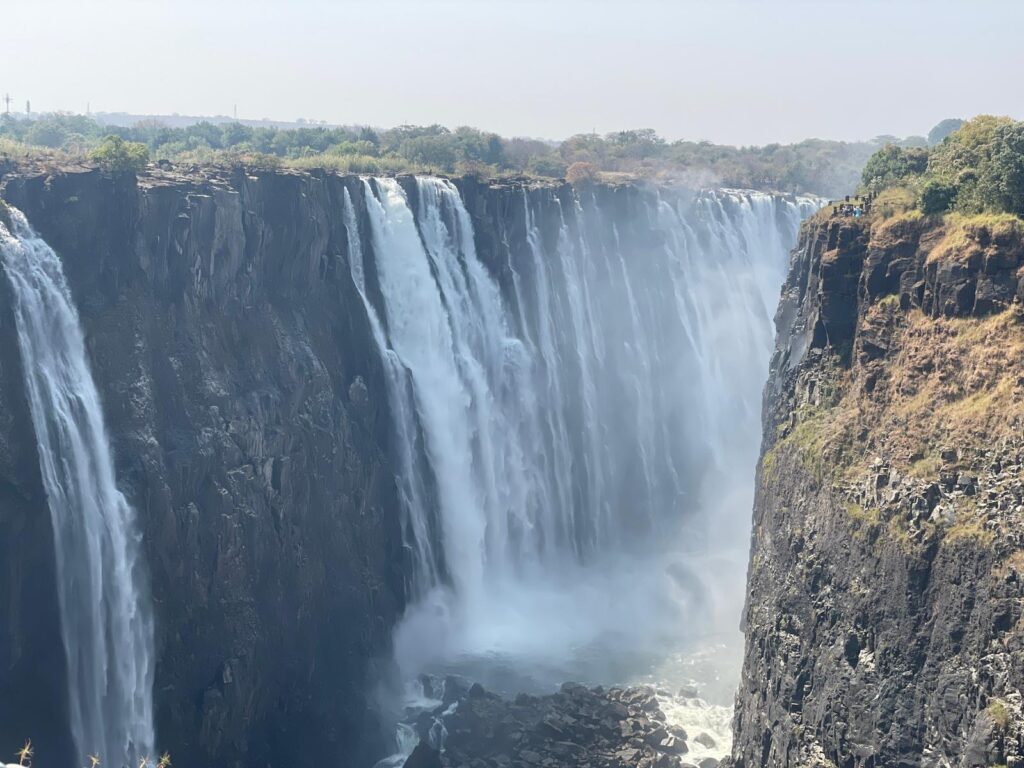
[0,208,154,766]
[347,179,817,761]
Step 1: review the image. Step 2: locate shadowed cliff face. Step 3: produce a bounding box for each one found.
[0,164,815,768]
[732,212,1024,768]
[0,167,408,768]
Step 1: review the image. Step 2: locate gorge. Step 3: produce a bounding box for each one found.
[0,163,814,768]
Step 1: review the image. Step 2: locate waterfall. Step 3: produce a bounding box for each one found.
[0,208,154,765]
[349,180,817,685]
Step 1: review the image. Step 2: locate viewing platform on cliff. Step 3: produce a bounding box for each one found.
[826,193,874,218]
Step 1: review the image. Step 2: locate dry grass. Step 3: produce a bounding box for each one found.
[944,516,996,547]
[874,186,918,219]
[987,699,1011,729]
[863,308,1024,468]
[769,301,1023,552]
[907,454,942,479]
[994,550,1024,578]
[868,210,925,250]
[927,213,1024,265]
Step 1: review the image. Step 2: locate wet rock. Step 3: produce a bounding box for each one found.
[442,675,470,706]
[411,681,684,768]
[615,747,641,764]
[403,742,443,768]
[519,749,542,765]
[419,674,436,700]
[467,682,487,699]
[693,732,716,749]
[658,734,688,755]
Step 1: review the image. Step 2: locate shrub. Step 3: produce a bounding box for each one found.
[919,178,958,214]
[861,144,929,193]
[566,161,598,185]
[526,155,567,178]
[90,135,149,173]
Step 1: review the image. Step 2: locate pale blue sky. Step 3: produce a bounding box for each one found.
[4,0,1022,145]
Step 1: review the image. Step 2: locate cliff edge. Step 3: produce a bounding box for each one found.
[733,210,1024,767]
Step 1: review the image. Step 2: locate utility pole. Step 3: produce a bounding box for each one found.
[2,94,10,115]
[25,100,30,116]
[233,103,237,120]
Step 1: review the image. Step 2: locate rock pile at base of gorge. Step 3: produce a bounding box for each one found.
[403,682,724,768]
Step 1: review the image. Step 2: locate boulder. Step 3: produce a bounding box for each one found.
[658,734,688,755]
[402,742,442,768]
[693,732,716,749]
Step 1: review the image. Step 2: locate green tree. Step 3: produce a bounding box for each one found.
[24,119,68,148]
[928,118,964,146]
[89,135,149,173]
[526,155,566,178]
[220,122,253,147]
[399,134,457,169]
[188,121,224,149]
[860,144,929,192]
[919,178,958,214]
[977,121,1024,215]
[929,115,1014,213]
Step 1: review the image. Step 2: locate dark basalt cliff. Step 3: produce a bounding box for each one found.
[0,166,414,768]
[0,164,654,768]
[732,212,1024,767]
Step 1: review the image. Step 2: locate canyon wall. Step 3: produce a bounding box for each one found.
[0,163,811,768]
[732,211,1024,767]
[0,167,407,768]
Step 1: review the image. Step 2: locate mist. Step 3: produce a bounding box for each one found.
[337,178,819,763]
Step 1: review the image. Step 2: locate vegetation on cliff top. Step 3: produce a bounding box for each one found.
[0,112,913,195]
[861,115,1024,218]
[88,135,150,173]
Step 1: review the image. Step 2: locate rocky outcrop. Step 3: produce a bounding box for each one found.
[733,211,1024,767]
[0,165,409,768]
[405,682,712,768]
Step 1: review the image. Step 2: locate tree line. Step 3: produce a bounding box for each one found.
[861,116,1024,217]
[0,112,933,197]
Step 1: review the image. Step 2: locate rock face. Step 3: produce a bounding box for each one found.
[732,212,1024,767]
[408,682,695,768]
[0,166,408,768]
[0,163,809,768]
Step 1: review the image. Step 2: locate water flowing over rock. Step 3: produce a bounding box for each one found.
[348,177,816,764]
[354,179,816,655]
[0,207,154,766]
[0,166,816,767]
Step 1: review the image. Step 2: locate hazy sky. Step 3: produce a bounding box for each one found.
[4,0,1022,145]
